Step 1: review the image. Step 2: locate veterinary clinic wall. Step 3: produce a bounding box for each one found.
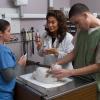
[71,0,100,13]
[0,0,70,75]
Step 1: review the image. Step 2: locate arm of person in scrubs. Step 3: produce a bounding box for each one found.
[0,67,16,82]
[51,42,100,79]
[55,49,75,65]
[0,55,26,83]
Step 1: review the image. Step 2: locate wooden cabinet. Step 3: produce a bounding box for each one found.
[53,83,97,100]
[14,82,97,100]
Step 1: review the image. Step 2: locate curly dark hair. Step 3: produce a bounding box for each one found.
[45,10,67,44]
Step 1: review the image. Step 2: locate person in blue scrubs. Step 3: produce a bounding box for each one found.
[0,19,26,100]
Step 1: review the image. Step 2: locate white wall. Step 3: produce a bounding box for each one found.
[70,0,100,13]
[0,0,71,75]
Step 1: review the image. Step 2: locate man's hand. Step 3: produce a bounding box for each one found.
[51,68,73,79]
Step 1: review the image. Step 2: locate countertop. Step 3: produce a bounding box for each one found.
[16,74,96,100]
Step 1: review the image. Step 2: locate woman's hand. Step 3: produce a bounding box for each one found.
[35,34,42,49]
[18,55,27,66]
[44,48,58,55]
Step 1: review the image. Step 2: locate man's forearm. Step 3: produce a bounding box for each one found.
[56,51,75,65]
[72,63,100,76]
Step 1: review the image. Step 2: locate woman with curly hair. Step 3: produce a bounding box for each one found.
[35,10,74,69]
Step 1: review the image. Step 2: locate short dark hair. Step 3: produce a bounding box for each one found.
[69,3,90,19]
[0,19,10,32]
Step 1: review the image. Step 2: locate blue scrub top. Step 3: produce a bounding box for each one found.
[0,44,16,100]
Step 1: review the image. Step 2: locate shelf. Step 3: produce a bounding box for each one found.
[67,19,77,36]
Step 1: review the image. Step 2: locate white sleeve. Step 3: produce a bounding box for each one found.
[72,32,78,46]
[57,33,74,59]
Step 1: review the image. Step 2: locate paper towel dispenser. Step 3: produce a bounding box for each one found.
[13,0,28,6]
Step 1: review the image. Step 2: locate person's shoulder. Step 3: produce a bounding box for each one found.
[42,32,51,40]
[41,32,48,38]
[65,32,73,39]
[0,44,11,54]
